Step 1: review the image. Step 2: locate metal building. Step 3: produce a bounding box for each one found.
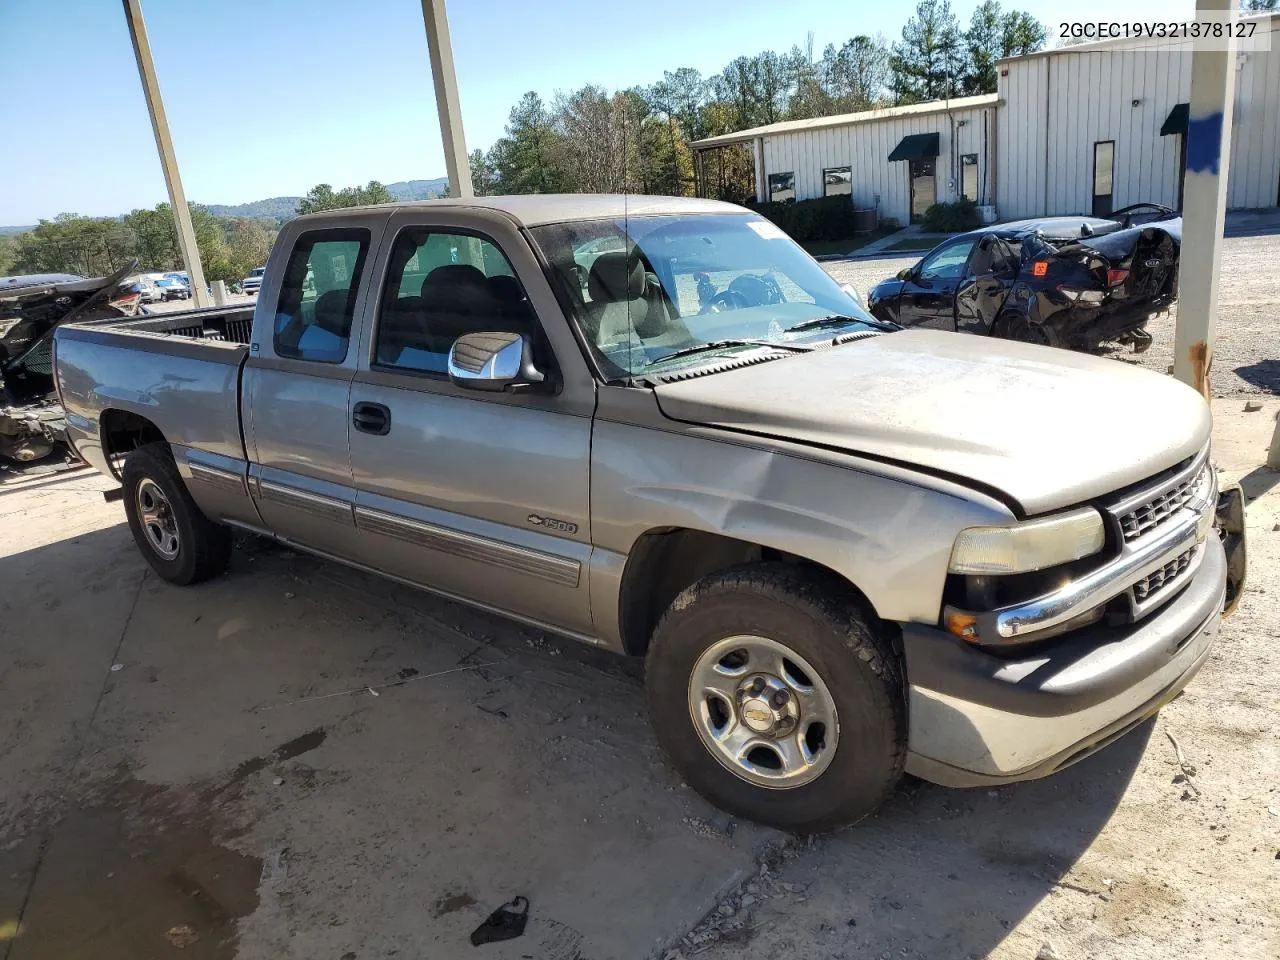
[691,12,1279,224]
[691,95,998,227]
[996,13,1280,219]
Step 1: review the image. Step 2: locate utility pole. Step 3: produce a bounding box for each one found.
[1171,0,1237,398]
[121,0,210,307]
[421,0,473,198]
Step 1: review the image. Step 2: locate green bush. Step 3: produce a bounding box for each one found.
[748,196,856,243]
[921,198,980,233]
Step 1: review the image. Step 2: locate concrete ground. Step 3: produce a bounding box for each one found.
[2,401,1275,960]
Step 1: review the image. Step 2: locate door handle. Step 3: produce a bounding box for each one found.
[352,401,391,436]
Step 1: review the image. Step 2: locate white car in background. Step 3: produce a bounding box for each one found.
[241,266,266,297]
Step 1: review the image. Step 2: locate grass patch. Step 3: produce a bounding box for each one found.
[800,226,898,258]
[883,235,953,253]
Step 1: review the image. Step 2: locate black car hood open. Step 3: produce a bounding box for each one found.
[0,261,136,364]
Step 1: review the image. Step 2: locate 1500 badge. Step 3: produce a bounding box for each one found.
[527,514,578,534]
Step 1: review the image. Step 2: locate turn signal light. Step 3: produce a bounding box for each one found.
[943,608,980,643]
[1031,261,1048,278]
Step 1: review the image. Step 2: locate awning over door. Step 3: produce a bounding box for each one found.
[1160,103,1189,137]
[888,132,940,161]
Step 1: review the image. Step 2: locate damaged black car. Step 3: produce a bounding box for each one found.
[866,203,1180,353]
[1,263,143,465]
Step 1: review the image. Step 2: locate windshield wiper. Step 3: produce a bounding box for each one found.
[783,313,897,334]
[643,339,812,369]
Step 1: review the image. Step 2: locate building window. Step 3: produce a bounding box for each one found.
[1092,140,1115,217]
[823,166,852,197]
[768,172,795,202]
[961,154,979,202]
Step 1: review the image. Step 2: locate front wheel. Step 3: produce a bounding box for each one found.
[122,444,232,585]
[645,564,906,833]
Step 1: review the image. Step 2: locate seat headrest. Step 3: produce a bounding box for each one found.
[313,289,351,335]
[421,263,488,298]
[587,253,645,304]
[488,273,525,303]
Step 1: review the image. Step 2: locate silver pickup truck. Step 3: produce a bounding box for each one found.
[54,196,1247,832]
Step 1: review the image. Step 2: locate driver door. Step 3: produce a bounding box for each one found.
[898,237,978,331]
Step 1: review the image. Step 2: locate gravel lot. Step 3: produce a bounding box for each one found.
[823,229,1280,398]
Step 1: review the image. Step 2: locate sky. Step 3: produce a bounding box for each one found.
[0,0,1196,224]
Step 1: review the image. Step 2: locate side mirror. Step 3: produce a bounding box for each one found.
[448,331,545,393]
[839,282,865,308]
[896,266,914,281]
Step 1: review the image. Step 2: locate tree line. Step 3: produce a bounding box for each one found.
[1,0,1049,279]
[0,204,276,284]
[469,0,1045,201]
[0,183,399,283]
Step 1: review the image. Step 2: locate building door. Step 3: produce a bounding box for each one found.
[1092,141,1115,217]
[909,158,937,222]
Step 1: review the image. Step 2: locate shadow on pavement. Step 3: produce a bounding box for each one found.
[1233,360,1280,394]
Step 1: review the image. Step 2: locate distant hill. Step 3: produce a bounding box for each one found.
[385,178,450,201]
[204,196,301,220]
[2,175,450,234]
[203,178,448,222]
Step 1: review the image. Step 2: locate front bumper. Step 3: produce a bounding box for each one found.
[903,532,1229,787]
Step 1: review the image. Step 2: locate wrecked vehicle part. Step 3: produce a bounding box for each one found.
[867,212,1181,353]
[0,262,140,463]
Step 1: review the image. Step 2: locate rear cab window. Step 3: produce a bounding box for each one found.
[273,229,370,362]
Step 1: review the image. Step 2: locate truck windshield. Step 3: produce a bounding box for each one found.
[530,214,884,380]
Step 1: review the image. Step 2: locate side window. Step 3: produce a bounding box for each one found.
[918,238,977,281]
[273,229,369,363]
[374,229,534,375]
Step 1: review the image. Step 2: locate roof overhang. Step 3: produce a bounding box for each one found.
[888,132,940,162]
[1160,103,1189,137]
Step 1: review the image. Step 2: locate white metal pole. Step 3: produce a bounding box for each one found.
[121,0,211,308]
[1171,0,1237,398]
[421,0,473,198]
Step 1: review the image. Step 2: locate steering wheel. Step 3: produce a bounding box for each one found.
[701,289,752,313]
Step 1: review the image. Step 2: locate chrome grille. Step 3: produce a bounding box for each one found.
[1117,463,1206,542]
[1132,548,1195,602]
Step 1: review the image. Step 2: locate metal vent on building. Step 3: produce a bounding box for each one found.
[887,133,941,162]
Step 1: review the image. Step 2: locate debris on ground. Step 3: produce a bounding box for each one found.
[469,896,529,946]
[1244,399,1263,411]
[1036,941,1062,960]
[1166,731,1201,798]
[166,925,200,948]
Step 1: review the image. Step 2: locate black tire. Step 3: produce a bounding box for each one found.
[994,312,1063,348]
[121,443,232,585]
[645,563,906,833]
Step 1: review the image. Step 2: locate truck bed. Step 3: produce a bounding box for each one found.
[68,303,257,353]
[54,305,257,477]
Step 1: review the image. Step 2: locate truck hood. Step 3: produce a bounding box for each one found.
[652,330,1210,516]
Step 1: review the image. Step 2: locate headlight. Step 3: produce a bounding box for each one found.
[949,507,1106,575]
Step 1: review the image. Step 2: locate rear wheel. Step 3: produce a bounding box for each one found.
[645,564,906,833]
[122,444,232,585]
[994,313,1062,348]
